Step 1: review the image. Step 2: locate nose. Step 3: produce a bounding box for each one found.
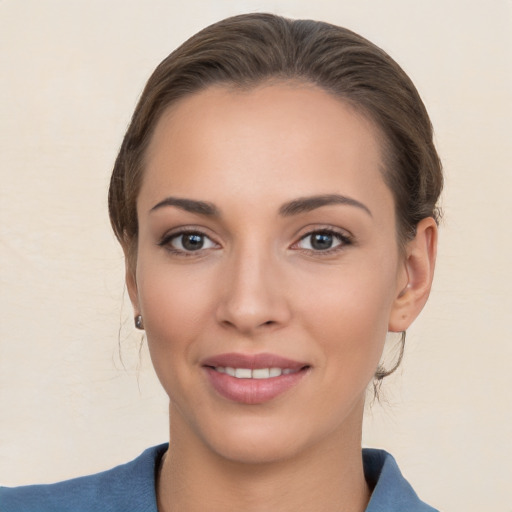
[215,246,291,335]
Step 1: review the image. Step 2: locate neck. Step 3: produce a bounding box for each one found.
[157,402,370,512]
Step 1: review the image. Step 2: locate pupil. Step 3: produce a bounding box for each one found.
[182,234,204,250]
[311,233,333,250]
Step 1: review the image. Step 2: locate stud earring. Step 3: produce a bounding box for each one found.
[134,315,144,330]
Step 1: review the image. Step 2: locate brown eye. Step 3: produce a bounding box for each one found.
[310,232,335,250]
[165,232,217,252]
[295,230,350,252]
[180,233,205,251]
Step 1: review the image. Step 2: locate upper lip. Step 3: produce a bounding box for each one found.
[201,352,309,370]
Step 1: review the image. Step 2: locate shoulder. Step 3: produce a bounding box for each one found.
[363,448,440,512]
[0,444,167,512]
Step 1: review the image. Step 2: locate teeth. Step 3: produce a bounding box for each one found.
[235,368,252,379]
[214,366,299,379]
[252,368,270,379]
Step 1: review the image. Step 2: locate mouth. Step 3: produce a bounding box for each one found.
[201,353,310,404]
[209,366,303,379]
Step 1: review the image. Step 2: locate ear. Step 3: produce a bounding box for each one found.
[124,251,141,317]
[388,217,438,332]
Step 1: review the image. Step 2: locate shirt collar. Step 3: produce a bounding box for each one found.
[363,449,438,511]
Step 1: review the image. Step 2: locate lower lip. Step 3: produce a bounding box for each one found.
[204,367,308,405]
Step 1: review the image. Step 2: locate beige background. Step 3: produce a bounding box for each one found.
[1,1,511,510]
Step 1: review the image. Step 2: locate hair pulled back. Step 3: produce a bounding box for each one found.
[109,12,442,265]
[108,14,442,384]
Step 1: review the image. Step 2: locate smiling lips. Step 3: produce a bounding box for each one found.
[202,353,310,404]
[215,366,298,378]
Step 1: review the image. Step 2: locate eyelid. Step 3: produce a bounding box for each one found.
[157,226,221,254]
[156,224,353,255]
[290,226,354,253]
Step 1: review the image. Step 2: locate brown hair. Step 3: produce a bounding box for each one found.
[109,13,442,261]
[108,13,443,382]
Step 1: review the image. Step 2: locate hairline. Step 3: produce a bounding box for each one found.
[124,78,406,273]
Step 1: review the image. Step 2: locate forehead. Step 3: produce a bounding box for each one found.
[140,82,392,216]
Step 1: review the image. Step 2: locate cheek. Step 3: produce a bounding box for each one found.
[296,259,399,380]
[134,257,216,387]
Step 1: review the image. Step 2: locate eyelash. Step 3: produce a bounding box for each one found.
[292,229,353,255]
[158,228,353,256]
[158,229,219,256]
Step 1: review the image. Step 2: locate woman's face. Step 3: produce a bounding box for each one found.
[131,83,410,464]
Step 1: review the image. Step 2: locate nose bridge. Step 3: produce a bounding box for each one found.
[217,237,289,333]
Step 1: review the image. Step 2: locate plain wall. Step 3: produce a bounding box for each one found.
[1,1,511,510]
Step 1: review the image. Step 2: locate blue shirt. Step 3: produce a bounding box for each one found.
[0,445,439,511]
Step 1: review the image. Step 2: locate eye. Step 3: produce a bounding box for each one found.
[160,231,218,253]
[295,230,351,252]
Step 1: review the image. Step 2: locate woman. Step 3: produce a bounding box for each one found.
[1,13,442,512]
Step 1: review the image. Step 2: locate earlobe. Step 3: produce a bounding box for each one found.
[388,217,438,332]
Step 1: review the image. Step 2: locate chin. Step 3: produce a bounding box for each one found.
[205,423,311,465]
[194,404,356,467]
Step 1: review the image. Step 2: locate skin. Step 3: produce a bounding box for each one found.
[127,83,437,512]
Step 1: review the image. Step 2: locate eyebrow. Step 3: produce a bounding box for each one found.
[150,193,372,218]
[279,194,372,217]
[150,197,220,216]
